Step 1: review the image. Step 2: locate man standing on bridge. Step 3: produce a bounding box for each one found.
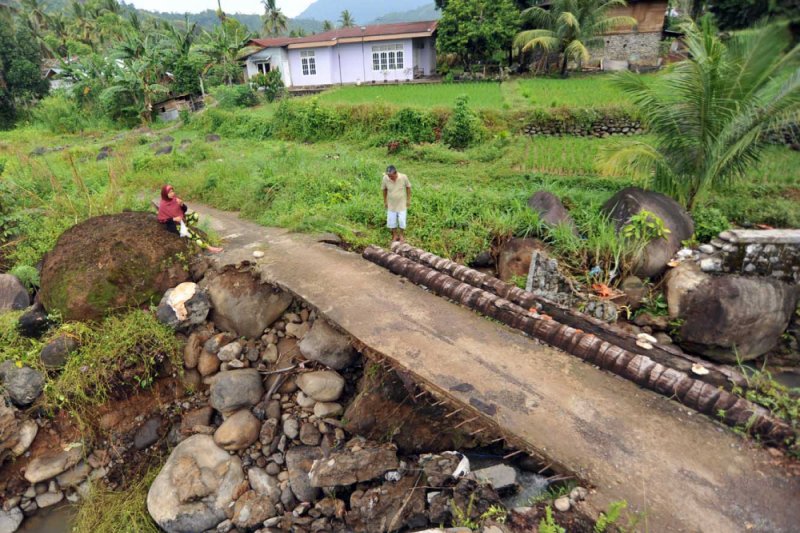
[382,165,412,243]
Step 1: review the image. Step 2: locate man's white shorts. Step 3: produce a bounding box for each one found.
[387,210,407,230]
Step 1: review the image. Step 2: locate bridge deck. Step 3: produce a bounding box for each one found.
[198,204,800,533]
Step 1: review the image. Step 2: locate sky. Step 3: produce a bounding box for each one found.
[124,0,316,17]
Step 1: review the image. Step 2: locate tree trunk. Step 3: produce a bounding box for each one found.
[362,245,794,445]
[560,53,569,77]
[389,242,748,390]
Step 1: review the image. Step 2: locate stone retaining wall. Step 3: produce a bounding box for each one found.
[523,117,643,137]
[600,32,662,65]
[695,229,800,283]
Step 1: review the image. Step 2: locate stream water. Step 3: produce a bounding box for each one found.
[17,505,75,533]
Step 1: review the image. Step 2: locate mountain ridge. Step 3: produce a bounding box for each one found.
[298,0,434,25]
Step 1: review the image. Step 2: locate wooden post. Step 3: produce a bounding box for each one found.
[362,245,794,445]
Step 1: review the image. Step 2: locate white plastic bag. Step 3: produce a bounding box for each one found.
[179,220,190,238]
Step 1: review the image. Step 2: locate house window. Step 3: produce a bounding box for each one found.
[372,44,404,71]
[257,62,271,74]
[300,51,316,76]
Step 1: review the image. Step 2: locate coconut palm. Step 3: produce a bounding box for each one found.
[261,0,288,36]
[322,20,333,31]
[198,21,252,85]
[604,20,800,209]
[514,0,637,76]
[339,10,355,28]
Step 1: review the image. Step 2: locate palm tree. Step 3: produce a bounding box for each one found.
[261,0,288,36]
[322,20,333,31]
[339,10,355,28]
[514,0,637,76]
[604,20,800,209]
[105,32,169,123]
[198,21,252,85]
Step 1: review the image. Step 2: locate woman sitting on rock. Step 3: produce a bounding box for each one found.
[157,185,223,254]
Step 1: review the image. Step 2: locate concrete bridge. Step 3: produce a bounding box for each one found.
[196,203,800,533]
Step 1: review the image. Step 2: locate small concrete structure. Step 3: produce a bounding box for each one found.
[154,94,204,122]
[695,229,800,283]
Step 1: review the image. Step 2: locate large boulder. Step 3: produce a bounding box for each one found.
[24,443,84,484]
[201,270,292,338]
[0,401,21,464]
[40,334,80,369]
[285,446,323,503]
[309,439,399,487]
[156,283,211,331]
[666,264,799,362]
[39,212,190,321]
[497,238,547,282]
[0,274,29,311]
[602,187,694,279]
[147,435,245,533]
[298,319,357,370]
[527,191,577,234]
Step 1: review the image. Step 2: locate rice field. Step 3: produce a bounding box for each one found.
[314,81,507,109]
[311,73,654,110]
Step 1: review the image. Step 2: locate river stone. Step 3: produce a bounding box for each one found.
[296,371,345,402]
[55,461,91,488]
[183,331,209,369]
[39,212,190,322]
[12,419,37,457]
[197,349,220,377]
[602,187,694,279]
[147,435,245,533]
[313,402,343,418]
[299,422,321,446]
[0,274,29,311]
[216,342,243,362]
[156,283,211,332]
[309,440,399,487]
[473,464,518,492]
[24,444,83,484]
[285,446,322,503]
[283,417,299,440]
[232,490,277,529]
[35,491,63,508]
[214,410,261,451]
[17,304,49,338]
[0,507,23,533]
[209,369,264,416]
[39,334,80,369]
[134,416,163,450]
[248,468,281,503]
[201,271,293,338]
[298,320,356,370]
[3,366,45,407]
[180,406,213,435]
[527,191,578,235]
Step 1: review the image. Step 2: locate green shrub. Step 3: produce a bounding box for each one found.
[692,206,730,242]
[273,99,345,142]
[442,95,484,150]
[211,84,259,109]
[33,94,85,134]
[254,70,285,102]
[385,108,437,144]
[9,265,39,291]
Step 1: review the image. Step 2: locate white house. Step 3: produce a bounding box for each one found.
[243,21,438,88]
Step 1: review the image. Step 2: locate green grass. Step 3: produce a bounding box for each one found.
[516,74,658,109]
[315,81,506,109]
[0,309,181,429]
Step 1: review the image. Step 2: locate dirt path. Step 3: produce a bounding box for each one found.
[195,203,800,532]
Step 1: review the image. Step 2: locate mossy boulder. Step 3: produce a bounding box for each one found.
[39,212,191,322]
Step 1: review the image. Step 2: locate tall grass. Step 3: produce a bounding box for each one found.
[516,73,659,109]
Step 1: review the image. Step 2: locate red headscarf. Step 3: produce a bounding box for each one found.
[157,185,184,223]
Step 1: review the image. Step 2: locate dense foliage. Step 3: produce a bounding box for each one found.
[605,19,800,208]
[514,0,637,76]
[0,19,49,128]
[711,0,800,30]
[436,0,521,69]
